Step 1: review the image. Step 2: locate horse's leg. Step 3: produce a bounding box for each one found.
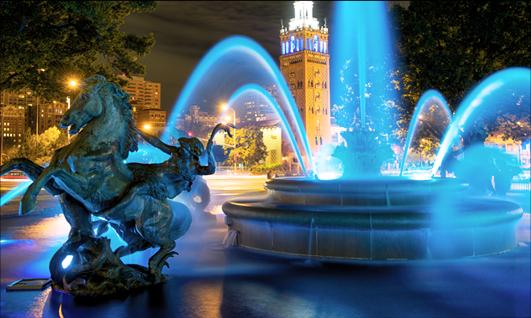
[20,167,57,215]
[0,158,63,195]
[59,193,94,239]
[110,221,152,258]
[21,167,93,215]
[138,200,178,276]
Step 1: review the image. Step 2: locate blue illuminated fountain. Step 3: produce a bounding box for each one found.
[221,2,529,261]
[1,2,528,262]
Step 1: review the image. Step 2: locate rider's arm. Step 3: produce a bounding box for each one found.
[195,157,216,175]
[136,129,178,155]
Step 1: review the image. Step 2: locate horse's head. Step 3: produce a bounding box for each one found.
[59,75,138,156]
[59,75,128,134]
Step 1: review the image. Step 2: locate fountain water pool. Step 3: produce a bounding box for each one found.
[223,177,522,260]
[0,2,528,263]
[221,2,529,261]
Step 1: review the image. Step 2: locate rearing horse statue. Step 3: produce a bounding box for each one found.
[1,75,230,295]
[20,75,137,215]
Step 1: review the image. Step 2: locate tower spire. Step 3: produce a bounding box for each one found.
[289,1,320,31]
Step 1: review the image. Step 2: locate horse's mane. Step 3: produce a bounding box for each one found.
[111,85,139,158]
[84,75,139,157]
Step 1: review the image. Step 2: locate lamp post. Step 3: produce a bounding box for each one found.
[66,78,79,141]
[219,102,236,172]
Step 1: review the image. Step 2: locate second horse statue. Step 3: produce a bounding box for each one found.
[0,75,233,297]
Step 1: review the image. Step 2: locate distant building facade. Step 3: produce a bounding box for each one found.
[261,124,283,166]
[279,1,331,153]
[1,90,69,154]
[122,76,166,136]
[123,75,161,111]
[136,108,167,136]
[0,105,25,150]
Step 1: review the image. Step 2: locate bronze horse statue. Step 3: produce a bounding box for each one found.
[0,75,231,295]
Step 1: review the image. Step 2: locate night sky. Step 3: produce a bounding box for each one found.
[122,1,333,111]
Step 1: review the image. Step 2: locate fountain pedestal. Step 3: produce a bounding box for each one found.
[223,177,522,261]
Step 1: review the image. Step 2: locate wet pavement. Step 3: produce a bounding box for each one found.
[1,175,530,318]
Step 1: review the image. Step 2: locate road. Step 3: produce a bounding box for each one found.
[0,175,530,318]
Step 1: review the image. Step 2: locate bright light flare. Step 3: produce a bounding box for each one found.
[67,79,79,89]
[61,255,74,269]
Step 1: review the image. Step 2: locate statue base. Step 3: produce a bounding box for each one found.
[49,235,163,297]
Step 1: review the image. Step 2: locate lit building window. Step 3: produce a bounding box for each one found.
[290,36,295,53]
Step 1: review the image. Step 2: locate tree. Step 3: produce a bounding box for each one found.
[224,128,267,168]
[393,1,530,142]
[0,1,156,100]
[7,126,68,164]
[394,1,530,107]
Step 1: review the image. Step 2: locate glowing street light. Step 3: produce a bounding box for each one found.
[143,124,152,131]
[65,77,80,141]
[219,102,229,112]
[67,79,79,90]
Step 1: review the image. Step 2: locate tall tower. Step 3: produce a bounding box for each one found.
[280,1,330,153]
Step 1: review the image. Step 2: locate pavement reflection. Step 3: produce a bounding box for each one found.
[0,175,529,318]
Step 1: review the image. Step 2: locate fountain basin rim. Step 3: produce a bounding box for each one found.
[223,198,523,229]
[266,176,465,194]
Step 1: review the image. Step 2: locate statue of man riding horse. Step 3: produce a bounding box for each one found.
[0,75,233,296]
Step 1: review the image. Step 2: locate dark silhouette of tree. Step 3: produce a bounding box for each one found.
[0,1,156,99]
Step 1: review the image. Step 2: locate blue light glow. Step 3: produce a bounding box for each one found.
[432,67,530,175]
[225,84,309,174]
[331,1,398,131]
[290,36,295,53]
[162,35,313,171]
[0,181,31,207]
[400,89,451,176]
[313,144,343,180]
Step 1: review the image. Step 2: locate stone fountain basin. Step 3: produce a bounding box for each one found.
[222,177,523,261]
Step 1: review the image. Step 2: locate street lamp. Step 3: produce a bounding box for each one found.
[66,78,79,141]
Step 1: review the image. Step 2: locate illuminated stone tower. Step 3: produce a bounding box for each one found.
[280,1,330,153]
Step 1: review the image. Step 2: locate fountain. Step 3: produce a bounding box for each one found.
[0,2,528,264]
[221,2,528,261]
